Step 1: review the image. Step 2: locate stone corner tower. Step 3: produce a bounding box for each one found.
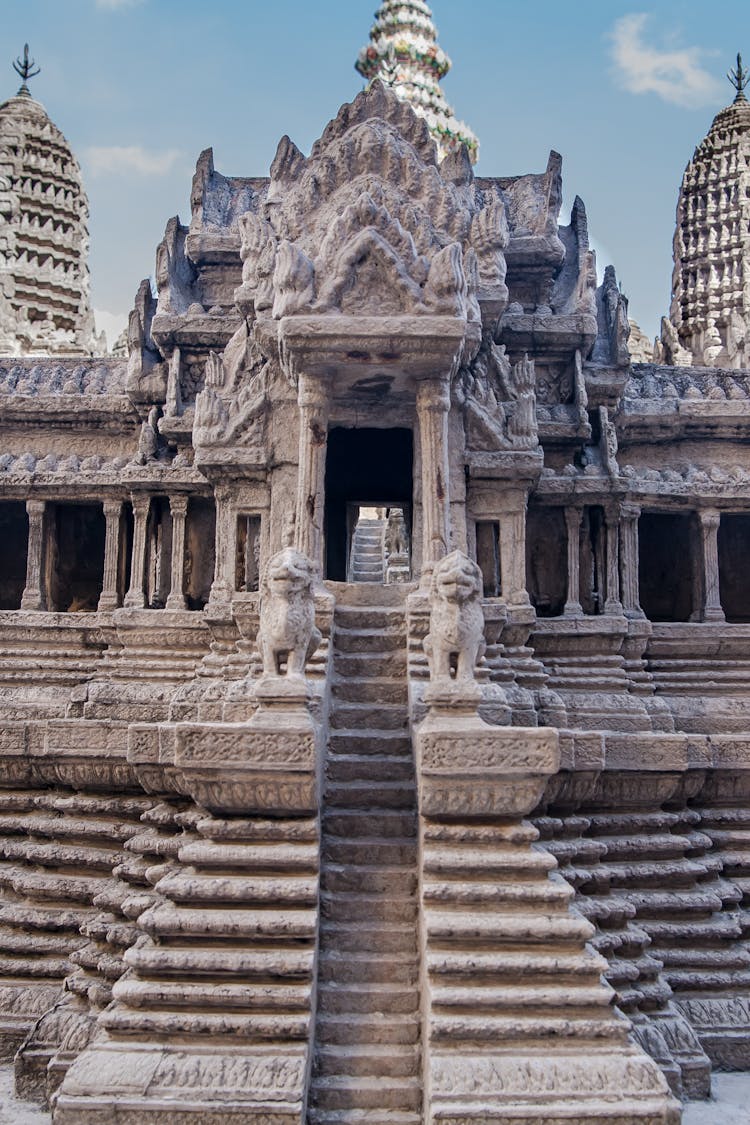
[661,52,750,368]
[0,45,104,357]
[355,0,479,163]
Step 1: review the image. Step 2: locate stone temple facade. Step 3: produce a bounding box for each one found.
[1,14,750,1125]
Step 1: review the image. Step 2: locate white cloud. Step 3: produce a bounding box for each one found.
[610,13,723,108]
[85,145,181,177]
[94,309,128,350]
[95,0,144,9]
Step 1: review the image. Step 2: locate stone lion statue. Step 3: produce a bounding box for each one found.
[424,550,486,684]
[259,548,321,679]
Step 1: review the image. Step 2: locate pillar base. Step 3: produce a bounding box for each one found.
[54,1043,308,1124]
[428,1048,680,1124]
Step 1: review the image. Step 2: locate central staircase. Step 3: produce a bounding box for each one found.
[308,585,422,1124]
[348,517,386,583]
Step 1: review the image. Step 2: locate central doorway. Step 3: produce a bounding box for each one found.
[324,427,413,582]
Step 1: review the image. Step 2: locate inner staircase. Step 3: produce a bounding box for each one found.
[308,585,422,1124]
[348,517,386,583]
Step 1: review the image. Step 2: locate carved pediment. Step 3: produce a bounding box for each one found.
[235,82,507,327]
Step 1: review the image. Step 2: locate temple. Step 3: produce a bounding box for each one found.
[0,46,103,357]
[0,10,749,1124]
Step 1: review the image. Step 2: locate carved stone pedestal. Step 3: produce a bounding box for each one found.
[54,683,322,1123]
[415,692,679,1124]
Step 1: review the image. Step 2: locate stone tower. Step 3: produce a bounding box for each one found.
[661,54,750,368]
[356,0,479,162]
[0,46,102,356]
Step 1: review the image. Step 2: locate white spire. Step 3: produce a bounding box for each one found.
[355,1,479,163]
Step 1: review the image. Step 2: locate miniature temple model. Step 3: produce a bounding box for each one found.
[0,15,750,1125]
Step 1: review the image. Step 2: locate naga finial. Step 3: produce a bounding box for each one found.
[728,52,749,102]
[12,44,41,96]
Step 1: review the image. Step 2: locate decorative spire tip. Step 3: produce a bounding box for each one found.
[728,51,748,102]
[12,44,41,97]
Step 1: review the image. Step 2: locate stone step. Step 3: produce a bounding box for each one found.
[175,841,319,872]
[102,1006,309,1040]
[126,945,315,979]
[329,731,412,757]
[310,1075,421,1112]
[138,903,317,940]
[429,1014,627,1045]
[426,949,609,981]
[321,892,417,925]
[423,846,557,879]
[318,952,419,986]
[323,838,418,867]
[330,704,408,730]
[332,678,408,705]
[314,1043,420,1078]
[333,652,407,678]
[323,811,417,838]
[334,607,406,629]
[113,977,313,1011]
[422,876,574,909]
[334,630,404,653]
[321,864,417,896]
[316,981,419,1018]
[425,909,595,944]
[326,754,415,784]
[320,922,418,956]
[325,780,416,810]
[309,1111,421,1125]
[154,873,318,905]
[332,583,408,608]
[431,983,615,1011]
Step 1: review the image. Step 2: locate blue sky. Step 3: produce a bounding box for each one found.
[2,0,748,345]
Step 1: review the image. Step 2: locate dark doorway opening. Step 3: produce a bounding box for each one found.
[0,502,28,609]
[46,503,106,612]
[526,506,567,618]
[324,427,413,581]
[719,513,750,623]
[639,512,695,622]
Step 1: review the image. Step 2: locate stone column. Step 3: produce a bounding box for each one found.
[294,374,329,572]
[604,508,623,615]
[563,506,583,617]
[21,499,46,611]
[166,495,188,610]
[620,503,643,617]
[499,493,531,607]
[124,494,150,609]
[208,484,234,610]
[166,346,182,417]
[98,500,123,612]
[416,378,451,576]
[696,509,725,623]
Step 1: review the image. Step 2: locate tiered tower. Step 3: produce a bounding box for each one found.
[355,0,479,162]
[0,46,102,356]
[661,54,750,368]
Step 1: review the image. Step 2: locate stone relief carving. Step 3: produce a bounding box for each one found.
[591,264,630,367]
[126,278,165,401]
[193,323,272,453]
[258,548,321,680]
[459,340,538,450]
[424,550,486,684]
[154,217,199,319]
